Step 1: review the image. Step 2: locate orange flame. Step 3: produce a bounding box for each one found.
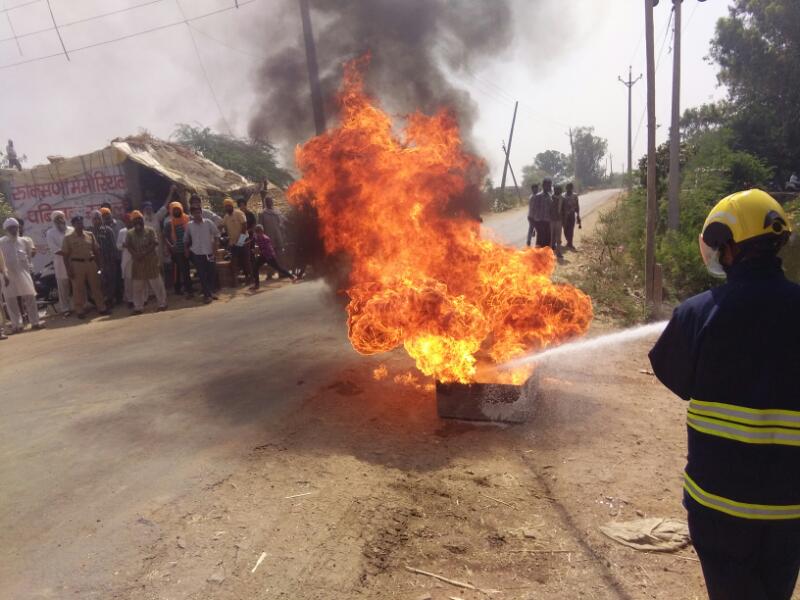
[289,58,592,384]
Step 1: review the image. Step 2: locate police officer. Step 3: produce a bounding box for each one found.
[649,189,800,600]
[61,215,110,319]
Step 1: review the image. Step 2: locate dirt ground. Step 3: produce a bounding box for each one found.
[2,193,734,599]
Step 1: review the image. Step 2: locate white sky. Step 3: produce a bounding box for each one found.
[0,0,731,181]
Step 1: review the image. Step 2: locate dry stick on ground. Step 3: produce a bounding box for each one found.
[510,549,578,554]
[479,493,517,510]
[404,566,499,595]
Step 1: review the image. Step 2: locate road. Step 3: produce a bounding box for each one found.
[2,186,705,600]
[0,281,357,599]
[481,188,621,248]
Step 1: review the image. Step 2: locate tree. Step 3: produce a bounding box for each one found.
[172,124,293,188]
[709,0,800,176]
[533,150,570,181]
[520,164,548,190]
[572,126,607,187]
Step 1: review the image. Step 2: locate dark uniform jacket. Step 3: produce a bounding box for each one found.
[649,257,800,520]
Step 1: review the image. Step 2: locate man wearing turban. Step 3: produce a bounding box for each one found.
[45,211,73,314]
[0,217,43,332]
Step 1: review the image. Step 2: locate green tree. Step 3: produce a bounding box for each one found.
[710,0,800,178]
[533,150,571,181]
[520,164,548,190]
[571,127,607,187]
[172,124,293,188]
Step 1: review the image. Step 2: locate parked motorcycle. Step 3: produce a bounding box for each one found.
[34,261,59,312]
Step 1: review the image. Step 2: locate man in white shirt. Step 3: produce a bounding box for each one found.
[117,225,133,306]
[45,211,73,314]
[184,202,220,304]
[0,218,43,332]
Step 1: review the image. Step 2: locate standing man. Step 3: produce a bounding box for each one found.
[184,203,220,304]
[531,178,553,249]
[0,242,8,339]
[62,216,108,319]
[163,201,193,297]
[0,218,43,332]
[6,139,21,171]
[550,185,564,259]
[117,224,133,307]
[649,189,800,600]
[258,193,286,259]
[91,210,119,308]
[526,183,540,247]
[45,211,73,314]
[124,211,167,314]
[222,197,250,285]
[562,182,582,251]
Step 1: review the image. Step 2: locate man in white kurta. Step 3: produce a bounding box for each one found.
[117,225,133,305]
[45,211,73,313]
[0,218,42,332]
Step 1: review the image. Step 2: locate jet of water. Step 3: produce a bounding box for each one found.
[501,321,669,370]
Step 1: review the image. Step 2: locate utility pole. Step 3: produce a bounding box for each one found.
[502,141,522,202]
[667,0,682,230]
[499,101,518,201]
[618,66,642,191]
[299,0,326,135]
[644,0,658,307]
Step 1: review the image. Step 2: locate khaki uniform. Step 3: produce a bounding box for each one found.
[62,230,107,314]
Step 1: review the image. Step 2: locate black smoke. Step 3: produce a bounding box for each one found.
[248,0,514,146]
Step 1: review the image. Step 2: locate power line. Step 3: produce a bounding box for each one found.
[0,0,39,14]
[175,0,233,135]
[632,6,674,153]
[45,0,68,61]
[0,0,168,44]
[3,0,23,55]
[0,0,258,70]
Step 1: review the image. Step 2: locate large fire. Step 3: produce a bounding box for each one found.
[288,58,593,384]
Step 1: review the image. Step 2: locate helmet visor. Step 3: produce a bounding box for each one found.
[699,234,727,279]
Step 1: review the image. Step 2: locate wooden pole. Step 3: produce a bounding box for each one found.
[499,101,518,201]
[645,0,658,307]
[667,0,682,230]
[299,0,326,135]
[618,66,642,191]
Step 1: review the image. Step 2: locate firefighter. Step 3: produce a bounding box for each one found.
[649,189,800,600]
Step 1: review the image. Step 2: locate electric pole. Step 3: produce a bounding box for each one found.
[618,66,642,191]
[299,0,326,135]
[645,0,658,307]
[667,0,682,230]
[499,101,518,201]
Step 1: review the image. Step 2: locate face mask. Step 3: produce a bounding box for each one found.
[699,234,727,279]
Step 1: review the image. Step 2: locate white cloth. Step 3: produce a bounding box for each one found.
[185,219,220,257]
[117,228,132,279]
[0,236,35,297]
[55,276,71,313]
[45,225,73,279]
[133,277,167,311]
[4,293,39,329]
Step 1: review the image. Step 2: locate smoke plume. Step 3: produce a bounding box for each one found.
[248,0,514,146]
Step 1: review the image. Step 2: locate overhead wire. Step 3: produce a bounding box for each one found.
[632,6,674,153]
[0,0,168,44]
[0,0,258,70]
[0,0,38,14]
[2,0,23,55]
[174,0,233,135]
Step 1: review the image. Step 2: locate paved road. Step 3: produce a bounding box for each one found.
[0,282,357,599]
[482,188,622,248]
[0,191,620,598]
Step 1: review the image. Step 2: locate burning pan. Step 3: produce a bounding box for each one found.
[436,374,538,424]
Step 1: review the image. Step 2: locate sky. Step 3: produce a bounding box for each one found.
[0,0,732,182]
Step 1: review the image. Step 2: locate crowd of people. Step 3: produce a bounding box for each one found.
[0,183,297,339]
[526,178,582,258]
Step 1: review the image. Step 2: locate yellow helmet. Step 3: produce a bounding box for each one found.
[699,189,792,278]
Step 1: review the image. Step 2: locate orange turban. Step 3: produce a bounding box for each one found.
[169,201,184,215]
[100,207,112,216]
[223,198,235,208]
[129,210,143,220]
